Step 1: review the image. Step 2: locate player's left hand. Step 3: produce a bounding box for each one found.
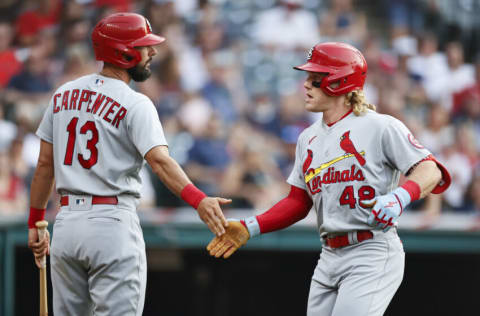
[361,193,403,232]
[207,221,250,259]
[28,228,50,268]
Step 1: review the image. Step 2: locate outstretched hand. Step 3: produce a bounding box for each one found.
[207,221,250,259]
[197,197,231,236]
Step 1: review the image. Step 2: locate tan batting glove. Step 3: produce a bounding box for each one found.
[206,221,250,259]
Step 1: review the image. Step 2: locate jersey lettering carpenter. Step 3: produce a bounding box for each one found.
[36,74,168,197]
[52,89,127,128]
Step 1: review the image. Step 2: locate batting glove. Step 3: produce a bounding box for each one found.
[360,187,411,232]
[206,219,250,259]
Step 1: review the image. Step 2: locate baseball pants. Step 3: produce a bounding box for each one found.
[307,231,405,316]
[50,195,146,316]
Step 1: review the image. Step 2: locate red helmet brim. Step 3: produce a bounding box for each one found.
[293,62,333,73]
[130,33,166,47]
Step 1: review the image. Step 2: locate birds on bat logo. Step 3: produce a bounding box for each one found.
[340,131,365,166]
[302,130,366,195]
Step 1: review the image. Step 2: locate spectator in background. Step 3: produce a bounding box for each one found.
[4,45,53,126]
[93,0,133,13]
[463,175,480,213]
[177,93,213,137]
[0,21,27,88]
[455,123,479,168]
[55,45,97,87]
[247,92,279,133]
[0,105,17,152]
[252,0,320,51]
[417,104,455,156]
[201,50,238,123]
[146,0,178,35]
[184,114,231,196]
[407,32,449,102]
[220,123,288,210]
[438,127,473,210]
[57,15,92,54]
[9,136,31,182]
[453,56,480,123]
[439,41,475,111]
[15,0,61,47]
[6,46,53,98]
[319,0,367,46]
[0,147,28,215]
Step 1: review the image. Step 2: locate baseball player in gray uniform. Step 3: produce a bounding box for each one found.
[207,42,451,316]
[27,13,230,316]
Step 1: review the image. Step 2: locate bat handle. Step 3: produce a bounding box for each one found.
[35,220,49,316]
[35,220,49,269]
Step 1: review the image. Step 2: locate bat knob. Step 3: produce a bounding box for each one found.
[36,220,49,230]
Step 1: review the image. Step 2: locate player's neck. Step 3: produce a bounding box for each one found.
[322,103,352,126]
[99,65,131,84]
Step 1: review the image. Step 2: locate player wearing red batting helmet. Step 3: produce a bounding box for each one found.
[294,42,367,96]
[207,42,451,316]
[28,12,230,315]
[92,12,165,69]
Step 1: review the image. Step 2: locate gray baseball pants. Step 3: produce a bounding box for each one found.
[50,195,146,316]
[307,230,405,316]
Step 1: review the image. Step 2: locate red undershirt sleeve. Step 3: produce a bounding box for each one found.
[256,185,313,234]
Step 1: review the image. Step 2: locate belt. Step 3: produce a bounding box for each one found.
[60,195,118,206]
[323,230,374,249]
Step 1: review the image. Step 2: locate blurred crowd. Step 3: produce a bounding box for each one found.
[1,0,480,221]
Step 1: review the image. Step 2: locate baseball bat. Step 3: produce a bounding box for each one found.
[36,220,49,316]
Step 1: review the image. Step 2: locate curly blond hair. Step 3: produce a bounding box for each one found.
[345,90,376,116]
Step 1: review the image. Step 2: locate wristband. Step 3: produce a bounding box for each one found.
[391,180,421,213]
[28,207,46,229]
[243,216,260,237]
[400,180,421,202]
[181,184,207,209]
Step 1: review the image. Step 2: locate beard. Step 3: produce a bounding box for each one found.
[127,62,152,82]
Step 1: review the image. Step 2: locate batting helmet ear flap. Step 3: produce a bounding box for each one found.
[109,42,142,69]
[321,67,367,96]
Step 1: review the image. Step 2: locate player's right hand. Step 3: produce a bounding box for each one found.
[28,228,50,269]
[207,221,250,259]
[197,197,231,236]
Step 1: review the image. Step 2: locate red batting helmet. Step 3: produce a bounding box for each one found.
[294,42,367,96]
[92,12,165,69]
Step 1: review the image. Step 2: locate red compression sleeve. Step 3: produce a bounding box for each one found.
[28,207,46,229]
[256,185,313,234]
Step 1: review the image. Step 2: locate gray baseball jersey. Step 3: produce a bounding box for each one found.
[287,109,431,236]
[36,73,167,197]
[287,109,430,316]
[37,73,167,315]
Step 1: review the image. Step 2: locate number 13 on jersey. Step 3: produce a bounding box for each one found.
[64,117,99,169]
